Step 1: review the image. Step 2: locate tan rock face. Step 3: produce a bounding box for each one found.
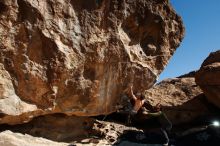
[196,50,220,108]
[0,0,184,124]
[145,77,212,125]
[0,130,68,146]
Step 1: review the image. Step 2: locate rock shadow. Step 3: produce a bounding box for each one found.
[0,113,102,143]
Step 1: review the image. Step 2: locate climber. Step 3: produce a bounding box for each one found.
[130,86,146,113]
[127,85,146,124]
[127,86,172,146]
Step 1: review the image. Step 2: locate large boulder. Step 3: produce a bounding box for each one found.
[145,75,213,125]
[195,50,220,108]
[0,0,184,124]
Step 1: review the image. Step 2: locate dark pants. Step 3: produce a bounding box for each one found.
[127,110,137,125]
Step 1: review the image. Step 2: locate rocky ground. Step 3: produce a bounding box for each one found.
[0,112,220,146]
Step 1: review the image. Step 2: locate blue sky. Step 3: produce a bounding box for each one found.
[159,0,220,81]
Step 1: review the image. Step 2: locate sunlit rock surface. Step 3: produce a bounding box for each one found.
[0,130,68,146]
[0,0,184,124]
[196,50,220,108]
[145,75,213,125]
